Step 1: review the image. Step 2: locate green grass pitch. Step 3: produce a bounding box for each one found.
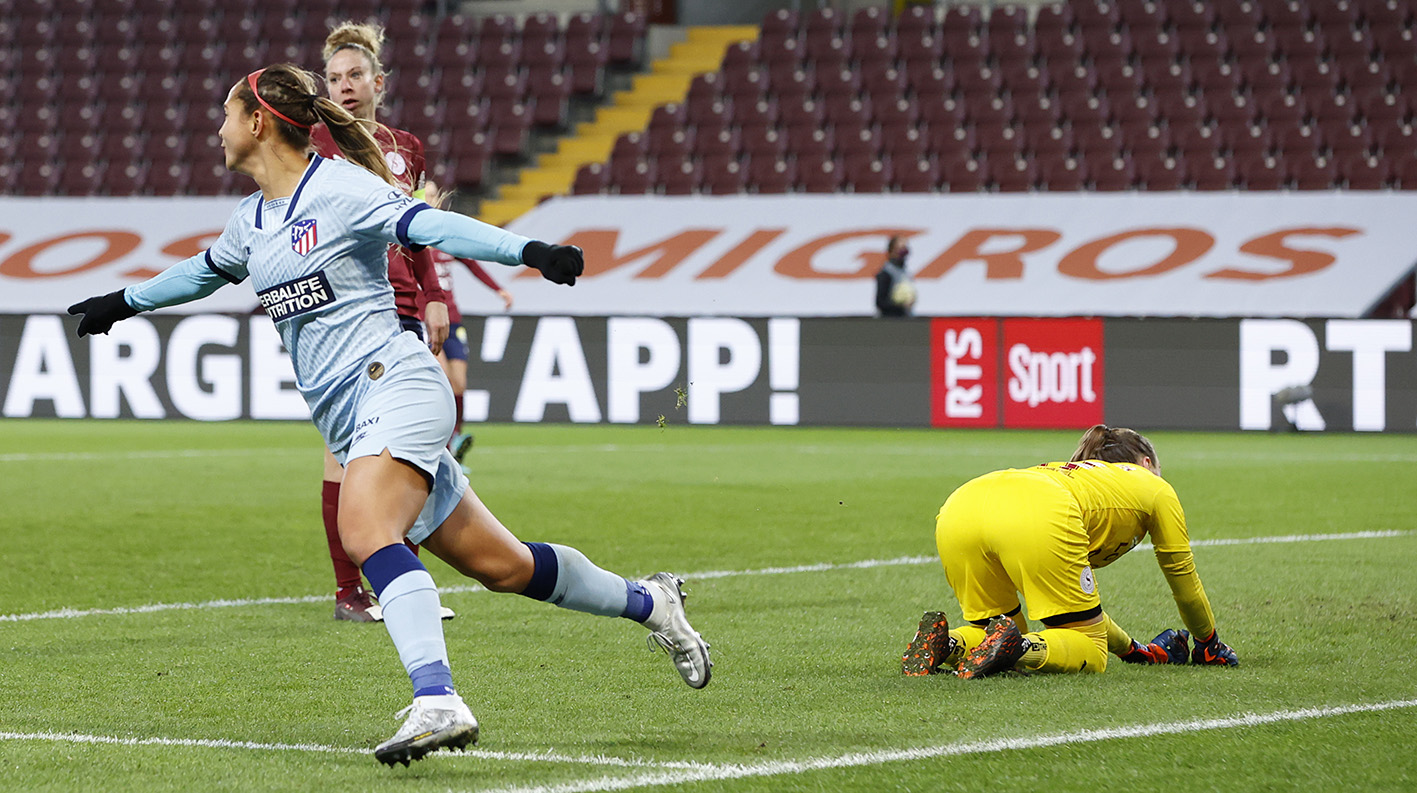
[1,419,1414,792]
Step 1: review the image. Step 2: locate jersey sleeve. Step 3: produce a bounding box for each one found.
[344,176,433,250]
[203,205,252,283]
[1149,481,1218,639]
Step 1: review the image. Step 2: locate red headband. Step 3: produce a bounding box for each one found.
[246,69,311,130]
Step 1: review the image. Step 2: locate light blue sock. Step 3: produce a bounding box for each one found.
[520,542,652,620]
[364,544,454,697]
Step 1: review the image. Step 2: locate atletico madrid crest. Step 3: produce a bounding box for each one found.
[291,218,318,255]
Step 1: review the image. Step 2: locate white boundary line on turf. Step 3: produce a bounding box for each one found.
[467,698,1417,793]
[6,698,1414,776]
[0,448,304,463]
[10,445,1417,464]
[0,730,706,769]
[0,530,1410,624]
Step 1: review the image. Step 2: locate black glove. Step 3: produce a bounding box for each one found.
[521,241,584,286]
[1191,630,1239,667]
[67,290,139,337]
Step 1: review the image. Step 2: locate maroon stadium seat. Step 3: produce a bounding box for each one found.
[1070,0,1121,34]
[894,158,942,193]
[740,125,786,159]
[845,158,892,193]
[1190,155,1238,190]
[648,125,694,160]
[522,12,561,49]
[607,13,647,69]
[703,161,746,195]
[990,155,1039,192]
[941,156,986,192]
[565,39,607,98]
[1119,1,1168,34]
[609,159,654,195]
[1089,154,1138,191]
[1236,154,1287,190]
[658,157,703,195]
[1337,153,1392,188]
[1135,153,1187,190]
[1121,122,1170,159]
[1290,154,1340,189]
[1038,155,1086,191]
[746,155,793,194]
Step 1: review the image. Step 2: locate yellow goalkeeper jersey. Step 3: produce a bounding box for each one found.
[1030,459,1216,638]
[1029,460,1190,568]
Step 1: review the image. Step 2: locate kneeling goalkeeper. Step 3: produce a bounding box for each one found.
[903,424,1239,678]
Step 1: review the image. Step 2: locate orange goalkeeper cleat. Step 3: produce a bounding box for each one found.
[902,611,957,676]
[957,616,1026,679]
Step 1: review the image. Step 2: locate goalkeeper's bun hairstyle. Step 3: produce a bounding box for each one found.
[1071,424,1158,468]
[234,63,396,187]
[323,21,386,78]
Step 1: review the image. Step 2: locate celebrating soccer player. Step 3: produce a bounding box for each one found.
[902,424,1238,678]
[68,63,712,766]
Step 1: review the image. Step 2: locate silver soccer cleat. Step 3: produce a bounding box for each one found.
[374,694,479,767]
[642,572,713,689]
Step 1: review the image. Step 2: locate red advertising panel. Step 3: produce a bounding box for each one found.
[931,318,999,427]
[1000,318,1105,428]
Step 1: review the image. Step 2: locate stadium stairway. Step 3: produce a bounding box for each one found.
[477,25,758,226]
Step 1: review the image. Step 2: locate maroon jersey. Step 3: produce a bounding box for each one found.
[309,124,446,317]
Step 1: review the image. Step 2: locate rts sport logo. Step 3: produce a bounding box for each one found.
[1001,318,1104,428]
[931,318,1104,429]
[931,319,998,427]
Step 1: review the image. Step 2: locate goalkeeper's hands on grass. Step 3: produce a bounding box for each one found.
[1191,631,1239,666]
[1118,628,1191,664]
[521,241,584,286]
[68,290,138,337]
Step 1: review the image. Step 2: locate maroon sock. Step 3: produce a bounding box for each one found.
[323,480,363,591]
[453,392,464,437]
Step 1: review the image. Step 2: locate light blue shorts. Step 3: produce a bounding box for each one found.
[337,354,468,545]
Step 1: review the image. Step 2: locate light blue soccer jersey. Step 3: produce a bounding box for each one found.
[125,155,529,453]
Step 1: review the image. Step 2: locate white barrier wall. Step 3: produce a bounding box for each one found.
[3,193,1414,318]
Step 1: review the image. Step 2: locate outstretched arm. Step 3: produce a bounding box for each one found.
[404,208,583,285]
[68,253,233,336]
[1151,487,1237,666]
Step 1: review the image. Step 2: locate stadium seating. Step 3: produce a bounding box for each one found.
[9,0,1417,198]
[571,0,1417,195]
[3,1,647,195]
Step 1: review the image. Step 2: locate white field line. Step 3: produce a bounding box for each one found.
[0,448,305,463]
[468,699,1417,793]
[3,698,1413,776]
[7,445,1417,464]
[0,530,1410,624]
[0,730,706,769]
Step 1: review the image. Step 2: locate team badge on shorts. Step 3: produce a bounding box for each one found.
[1080,566,1096,594]
[291,218,318,255]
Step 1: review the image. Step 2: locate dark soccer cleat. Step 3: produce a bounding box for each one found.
[957,616,1026,679]
[374,695,479,767]
[334,586,382,622]
[902,610,956,676]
